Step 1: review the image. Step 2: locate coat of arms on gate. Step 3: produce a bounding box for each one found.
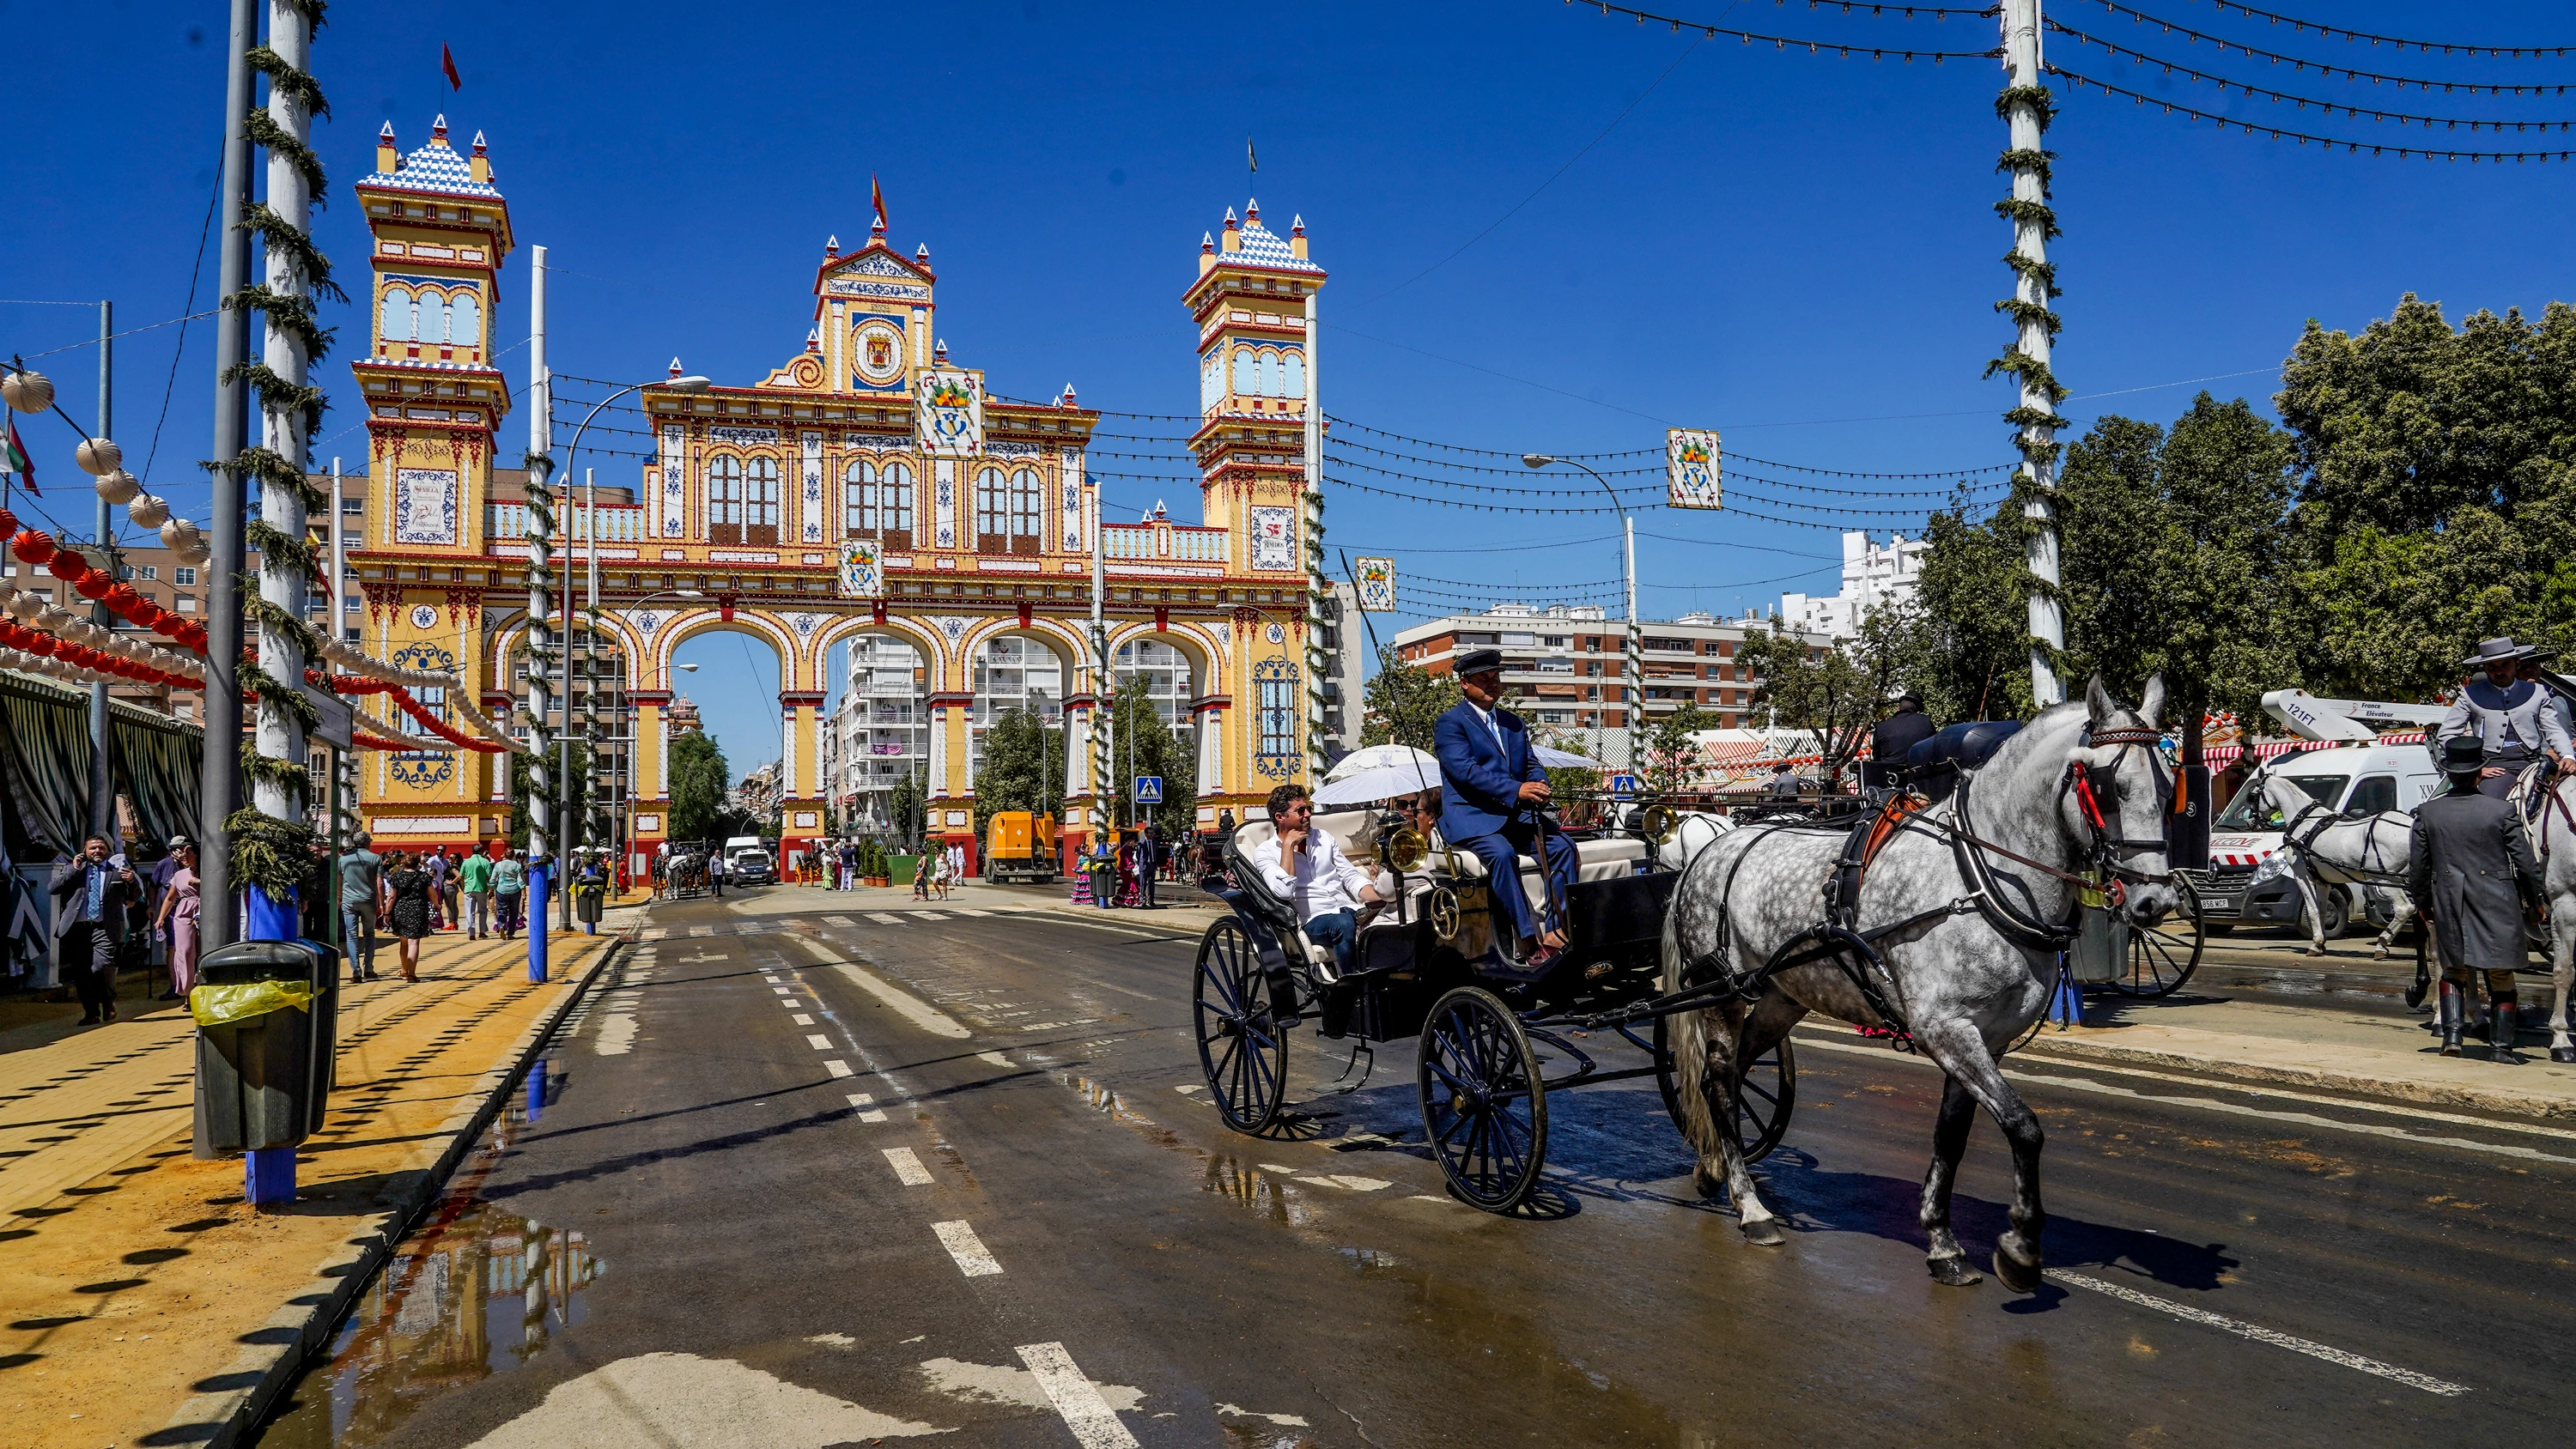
[915,369,983,457]
[1668,428,1722,510]
[839,539,884,599]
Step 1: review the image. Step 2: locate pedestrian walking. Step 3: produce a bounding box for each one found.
[151,840,202,1003]
[710,850,729,898]
[2410,735,2549,1062]
[338,832,384,982]
[494,850,527,940]
[51,836,140,1025]
[460,846,496,939]
[386,851,435,984]
[422,847,452,931]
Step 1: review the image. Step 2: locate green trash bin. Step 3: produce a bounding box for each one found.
[194,939,335,1152]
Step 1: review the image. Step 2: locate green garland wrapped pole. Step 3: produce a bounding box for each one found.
[524,246,555,982]
[1990,0,2069,708]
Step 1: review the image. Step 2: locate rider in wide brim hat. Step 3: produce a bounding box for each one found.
[2461,636,2542,669]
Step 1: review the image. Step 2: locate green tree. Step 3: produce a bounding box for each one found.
[509,739,594,853]
[1360,646,1460,750]
[971,707,1069,839]
[1639,703,1722,797]
[666,731,729,844]
[2054,395,2294,757]
[887,770,926,852]
[1103,677,1197,837]
[1738,622,1905,790]
[1908,501,2035,723]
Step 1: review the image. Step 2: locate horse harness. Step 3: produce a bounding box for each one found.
[1675,722,2172,1046]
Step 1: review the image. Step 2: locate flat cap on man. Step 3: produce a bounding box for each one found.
[1455,647,1505,676]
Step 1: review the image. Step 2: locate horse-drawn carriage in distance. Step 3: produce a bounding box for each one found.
[1191,794,1795,1212]
[662,841,714,900]
[1191,681,2190,1291]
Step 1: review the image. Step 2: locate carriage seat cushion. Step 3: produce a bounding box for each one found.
[1445,835,1645,883]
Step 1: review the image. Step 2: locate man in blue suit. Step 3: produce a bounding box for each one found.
[1434,649,1581,967]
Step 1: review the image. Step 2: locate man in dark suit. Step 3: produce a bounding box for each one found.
[1434,648,1581,967]
[1865,690,1937,790]
[52,835,142,1027]
[2409,735,2549,1062]
[1137,822,1161,908]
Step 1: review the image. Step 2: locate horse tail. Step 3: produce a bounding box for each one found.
[1662,854,1735,1165]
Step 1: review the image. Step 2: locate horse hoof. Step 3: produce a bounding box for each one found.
[1992,1246,2044,1294]
[1741,1216,1787,1247]
[2553,1047,2576,1064]
[1928,1255,1984,1288]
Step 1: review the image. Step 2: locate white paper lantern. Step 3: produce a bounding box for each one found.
[127,494,169,528]
[93,468,141,506]
[159,517,199,551]
[74,437,122,476]
[6,591,39,619]
[177,534,210,567]
[1,369,53,414]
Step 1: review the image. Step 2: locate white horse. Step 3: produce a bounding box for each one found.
[2509,772,2576,1064]
[2247,771,2417,959]
[1663,678,2182,1291]
[1654,809,1735,871]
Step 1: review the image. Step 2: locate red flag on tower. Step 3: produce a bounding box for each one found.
[871,174,886,234]
[440,44,463,91]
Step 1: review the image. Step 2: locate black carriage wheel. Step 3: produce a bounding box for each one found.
[1194,919,1289,1135]
[1653,1016,1797,1164]
[1418,987,1548,1212]
[2111,875,2204,998]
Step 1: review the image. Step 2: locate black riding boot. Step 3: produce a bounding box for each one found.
[2438,981,2465,1057]
[2490,992,2524,1065]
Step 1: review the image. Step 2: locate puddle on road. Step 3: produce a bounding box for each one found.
[251,1059,605,1448]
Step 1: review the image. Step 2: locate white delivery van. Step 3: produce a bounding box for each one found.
[2201,741,2443,937]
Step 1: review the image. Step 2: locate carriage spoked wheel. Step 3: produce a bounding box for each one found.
[1652,1016,1797,1163]
[2110,873,2205,998]
[1193,919,1289,1135]
[1418,986,1549,1211]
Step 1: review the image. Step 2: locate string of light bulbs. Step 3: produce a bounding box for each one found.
[2052,64,2576,160]
[1562,0,1996,59]
[2075,1,2576,94]
[2156,0,2576,58]
[2048,22,2576,132]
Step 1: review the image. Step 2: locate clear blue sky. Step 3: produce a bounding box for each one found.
[14,2,2576,776]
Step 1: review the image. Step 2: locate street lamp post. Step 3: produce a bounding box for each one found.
[1524,455,1639,767]
[555,379,707,928]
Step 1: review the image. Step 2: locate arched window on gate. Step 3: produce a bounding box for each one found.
[740,456,781,544]
[975,465,1038,554]
[1007,468,1042,554]
[846,458,914,549]
[380,287,413,344]
[708,456,746,543]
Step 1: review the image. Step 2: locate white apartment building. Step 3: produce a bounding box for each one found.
[1779,530,1929,640]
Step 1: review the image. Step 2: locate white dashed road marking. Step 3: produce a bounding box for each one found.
[802,945,971,1040]
[913,912,947,920]
[825,1059,854,1078]
[848,1092,888,1123]
[688,925,715,937]
[954,908,993,917]
[2048,1270,2470,1396]
[1016,1342,1141,1449]
[824,915,859,926]
[867,912,902,925]
[792,1014,816,1026]
[932,1221,1003,1276]
[976,1051,1015,1069]
[805,1034,834,1050]
[883,1147,934,1185]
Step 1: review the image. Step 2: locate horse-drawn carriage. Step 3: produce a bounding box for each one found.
[1193,682,2188,1291]
[1191,798,1794,1212]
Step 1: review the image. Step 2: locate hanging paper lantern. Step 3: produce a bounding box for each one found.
[159,517,198,552]
[24,633,56,657]
[46,549,88,581]
[94,468,140,506]
[176,535,210,567]
[9,530,53,566]
[0,506,15,537]
[105,583,142,614]
[2,368,52,414]
[152,614,185,638]
[73,573,112,601]
[127,494,169,529]
[73,438,121,476]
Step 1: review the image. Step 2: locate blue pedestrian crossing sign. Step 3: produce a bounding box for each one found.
[1133,775,1164,804]
[1608,773,1639,797]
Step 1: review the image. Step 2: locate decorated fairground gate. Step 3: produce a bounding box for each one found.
[347,123,1328,871]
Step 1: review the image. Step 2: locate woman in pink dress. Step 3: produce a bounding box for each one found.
[152,841,202,1000]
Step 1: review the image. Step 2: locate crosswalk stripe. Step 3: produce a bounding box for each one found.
[805,1034,832,1050]
[933,1221,1003,1276]
[867,912,902,925]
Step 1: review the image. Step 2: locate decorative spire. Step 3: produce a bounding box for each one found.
[824,233,839,258]
[1200,231,1214,255]
[1223,207,1239,232]
[431,112,449,142]
[1060,384,1077,408]
[471,130,488,155]
[933,337,949,364]
[379,119,395,141]
[669,356,684,378]
[805,327,821,353]
[1291,214,1304,237]
[915,241,930,264]
[1246,197,1260,224]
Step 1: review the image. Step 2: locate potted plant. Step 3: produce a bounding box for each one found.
[860,839,891,888]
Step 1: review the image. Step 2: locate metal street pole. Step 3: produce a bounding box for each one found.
[2002,0,2066,707]
[88,299,112,842]
[524,246,553,979]
[1523,455,1639,765]
[196,0,259,952]
[327,458,345,961]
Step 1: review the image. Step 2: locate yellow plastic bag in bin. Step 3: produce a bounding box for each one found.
[189,980,318,1028]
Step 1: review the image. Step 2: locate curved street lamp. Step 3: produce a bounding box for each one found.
[1523,454,1641,762]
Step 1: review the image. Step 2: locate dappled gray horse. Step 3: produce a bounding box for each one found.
[2250,770,2417,959]
[1662,679,2180,1291]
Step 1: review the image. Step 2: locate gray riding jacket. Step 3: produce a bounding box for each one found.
[2433,678,2571,764]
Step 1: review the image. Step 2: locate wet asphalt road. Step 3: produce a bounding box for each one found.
[252,890,2576,1448]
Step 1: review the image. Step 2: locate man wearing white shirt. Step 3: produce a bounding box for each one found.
[1251,783,1382,978]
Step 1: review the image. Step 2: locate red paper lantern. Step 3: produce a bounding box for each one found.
[23,633,55,657]
[9,530,53,566]
[0,506,15,537]
[73,573,112,601]
[152,613,185,638]
[105,583,142,612]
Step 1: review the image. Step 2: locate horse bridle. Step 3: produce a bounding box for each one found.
[2062,723,2175,889]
